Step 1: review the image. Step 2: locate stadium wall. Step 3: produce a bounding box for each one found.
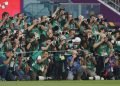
[72,0,120,22]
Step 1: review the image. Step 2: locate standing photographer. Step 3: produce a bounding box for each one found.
[93,28,113,76]
[0,12,10,28]
[0,49,14,80]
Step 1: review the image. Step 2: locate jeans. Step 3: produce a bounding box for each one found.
[0,65,8,79]
[15,67,24,80]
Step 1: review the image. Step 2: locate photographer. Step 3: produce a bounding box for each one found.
[27,19,40,33]
[0,49,14,80]
[82,50,97,79]
[93,28,113,76]
[0,35,7,56]
[114,31,120,53]
[14,13,28,31]
[68,29,76,39]
[67,50,83,80]
[72,37,81,50]
[104,51,117,79]
[13,54,31,80]
[64,14,79,30]
[40,28,54,43]
[31,51,49,80]
[40,38,55,51]
[26,33,39,54]
[0,12,10,28]
[66,36,81,50]
[53,7,66,29]
[58,35,67,50]
[0,34,12,55]
[76,15,84,29]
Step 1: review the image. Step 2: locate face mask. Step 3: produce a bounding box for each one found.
[74,45,78,49]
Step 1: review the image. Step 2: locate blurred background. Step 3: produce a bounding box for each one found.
[0,0,120,24]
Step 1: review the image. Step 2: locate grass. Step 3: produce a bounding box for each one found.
[0,80,120,86]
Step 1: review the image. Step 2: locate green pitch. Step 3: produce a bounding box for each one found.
[0,80,120,86]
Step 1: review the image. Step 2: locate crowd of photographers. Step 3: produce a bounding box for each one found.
[0,7,120,81]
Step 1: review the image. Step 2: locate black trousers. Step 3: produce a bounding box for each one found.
[96,56,105,76]
[53,61,67,80]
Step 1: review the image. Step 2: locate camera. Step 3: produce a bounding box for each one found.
[51,41,57,46]
[9,17,13,20]
[74,18,79,21]
[62,31,68,35]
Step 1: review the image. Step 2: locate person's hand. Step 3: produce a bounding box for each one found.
[30,38,35,43]
[18,15,23,20]
[62,15,66,19]
[72,50,78,59]
[4,15,8,21]
[99,33,106,38]
[18,34,23,38]
[109,51,114,57]
[77,49,81,53]
[40,25,45,30]
[60,40,65,45]
[2,37,7,43]
[15,44,19,49]
[101,38,105,43]
[13,44,19,52]
[9,52,14,58]
[38,17,41,23]
[68,18,72,22]
[87,32,92,38]
[43,52,49,58]
[104,37,108,43]
[48,41,52,45]
[49,33,53,38]
[33,19,38,25]
[19,17,23,20]
[25,64,30,73]
[43,55,49,59]
[78,15,84,21]
[68,15,73,22]
[17,66,21,70]
[60,10,65,15]
[72,54,77,59]
[56,7,60,11]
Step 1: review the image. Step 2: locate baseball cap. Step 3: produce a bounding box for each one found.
[60,35,66,40]
[72,37,81,43]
